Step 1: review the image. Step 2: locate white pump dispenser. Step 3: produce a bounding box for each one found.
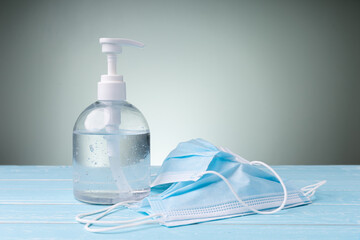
[98,38,145,101]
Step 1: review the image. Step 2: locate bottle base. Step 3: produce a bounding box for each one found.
[74,189,150,205]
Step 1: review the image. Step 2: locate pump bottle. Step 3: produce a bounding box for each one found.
[73,38,150,204]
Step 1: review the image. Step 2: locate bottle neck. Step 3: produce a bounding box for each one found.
[97,79,126,101]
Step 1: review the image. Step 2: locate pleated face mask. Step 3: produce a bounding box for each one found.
[76,139,326,232]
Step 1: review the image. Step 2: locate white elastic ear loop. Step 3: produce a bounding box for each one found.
[76,201,161,233]
[301,180,327,197]
[85,217,160,233]
[76,201,134,224]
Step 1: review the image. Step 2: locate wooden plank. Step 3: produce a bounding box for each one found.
[0,189,359,205]
[1,165,359,179]
[1,178,359,191]
[0,166,73,179]
[0,166,160,180]
[0,223,359,240]
[0,204,359,225]
[0,180,72,190]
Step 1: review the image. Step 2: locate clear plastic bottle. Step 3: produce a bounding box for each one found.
[73,100,150,204]
[73,38,150,204]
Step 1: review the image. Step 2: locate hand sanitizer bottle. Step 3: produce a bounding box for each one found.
[73,38,150,204]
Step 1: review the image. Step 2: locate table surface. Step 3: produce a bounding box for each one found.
[0,165,359,240]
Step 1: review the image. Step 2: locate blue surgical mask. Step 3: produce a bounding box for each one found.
[76,139,326,232]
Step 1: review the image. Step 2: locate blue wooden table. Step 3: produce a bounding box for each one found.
[0,165,359,239]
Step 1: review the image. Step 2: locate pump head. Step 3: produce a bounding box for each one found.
[98,38,144,101]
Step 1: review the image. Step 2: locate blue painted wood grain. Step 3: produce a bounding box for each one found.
[0,165,359,239]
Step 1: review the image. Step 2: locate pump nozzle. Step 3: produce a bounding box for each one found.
[100,38,145,53]
[98,38,144,101]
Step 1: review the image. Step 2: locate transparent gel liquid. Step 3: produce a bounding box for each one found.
[73,130,150,204]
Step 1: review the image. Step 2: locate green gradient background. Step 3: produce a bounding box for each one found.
[0,0,359,165]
